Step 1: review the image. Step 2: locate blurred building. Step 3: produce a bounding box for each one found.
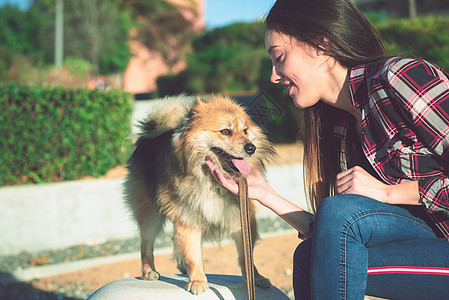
[122,0,204,95]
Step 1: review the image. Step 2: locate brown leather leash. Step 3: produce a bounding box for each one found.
[238,176,256,300]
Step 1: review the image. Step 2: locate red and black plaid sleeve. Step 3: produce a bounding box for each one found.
[348,57,449,239]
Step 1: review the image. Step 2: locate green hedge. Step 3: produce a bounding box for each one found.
[376,15,449,71]
[0,84,134,186]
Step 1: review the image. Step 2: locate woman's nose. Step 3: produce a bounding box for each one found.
[270,65,282,84]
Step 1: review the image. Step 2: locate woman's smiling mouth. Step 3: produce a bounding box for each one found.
[284,82,294,95]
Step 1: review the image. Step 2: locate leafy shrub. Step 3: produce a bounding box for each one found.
[157,22,267,96]
[375,16,449,70]
[1,56,94,88]
[63,57,93,78]
[0,84,134,186]
[156,71,190,96]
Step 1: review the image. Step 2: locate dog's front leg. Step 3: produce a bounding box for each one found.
[173,224,208,295]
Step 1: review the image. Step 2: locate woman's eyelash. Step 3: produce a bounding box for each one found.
[275,54,283,63]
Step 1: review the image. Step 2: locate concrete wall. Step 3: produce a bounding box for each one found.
[0,164,307,256]
[0,178,136,256]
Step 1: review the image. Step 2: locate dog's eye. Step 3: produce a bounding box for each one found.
[220,129,232,136]
[243,128,248,135]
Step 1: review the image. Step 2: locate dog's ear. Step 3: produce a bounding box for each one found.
[192,96,204,114]
[195,96,203,106]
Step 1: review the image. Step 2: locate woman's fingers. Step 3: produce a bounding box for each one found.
[205,159,239,194]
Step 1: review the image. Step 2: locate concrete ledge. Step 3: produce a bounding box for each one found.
[0,164,306,256]
[0,178,136,256]
[87,275,290,300]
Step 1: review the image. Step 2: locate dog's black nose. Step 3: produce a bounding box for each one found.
[244,143,256,155]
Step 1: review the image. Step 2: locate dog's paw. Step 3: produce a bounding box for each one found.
[187,280,209,295]
[255,275,271,289]
[141,270,160,281]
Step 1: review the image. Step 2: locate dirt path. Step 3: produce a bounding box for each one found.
[30,232,300,298]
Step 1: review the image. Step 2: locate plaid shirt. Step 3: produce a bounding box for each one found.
[334,57,449,240]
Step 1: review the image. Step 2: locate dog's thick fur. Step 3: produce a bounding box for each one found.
[124,95,276,295]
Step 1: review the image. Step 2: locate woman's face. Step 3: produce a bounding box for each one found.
[265,30,333,109]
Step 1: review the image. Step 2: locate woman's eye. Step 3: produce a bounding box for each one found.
[220,129,232,136]
[275,54,283,63]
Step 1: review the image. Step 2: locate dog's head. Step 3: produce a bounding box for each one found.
[173,95,275,177]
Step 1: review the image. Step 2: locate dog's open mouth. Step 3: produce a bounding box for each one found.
[209,147,250,174]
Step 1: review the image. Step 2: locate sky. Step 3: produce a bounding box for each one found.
[204,0,276,28]
[0,0,277,29]
[0,0,28,10]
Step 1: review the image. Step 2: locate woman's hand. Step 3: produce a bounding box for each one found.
[205,160,274,205]
[336,166,388,201]
[205,159,313,233]
[336,166,420,205]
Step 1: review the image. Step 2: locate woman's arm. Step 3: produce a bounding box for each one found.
[387,58,449,214]
[256,189,314,234]
[206,160,313,234]
[336,166,421,205]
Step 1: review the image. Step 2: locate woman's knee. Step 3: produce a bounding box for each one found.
[315,194,379,230]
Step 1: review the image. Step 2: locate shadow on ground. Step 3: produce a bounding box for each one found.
[0,272,82,300]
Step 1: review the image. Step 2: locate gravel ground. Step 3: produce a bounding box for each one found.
[0,217,292,300]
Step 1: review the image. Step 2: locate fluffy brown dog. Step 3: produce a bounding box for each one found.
[124,95,275,295]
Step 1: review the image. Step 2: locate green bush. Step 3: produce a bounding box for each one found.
[375,16,449,70]
[157,22,267,96]
[0,84,134,186]
[63,57,93,78]
[156,71,191,96]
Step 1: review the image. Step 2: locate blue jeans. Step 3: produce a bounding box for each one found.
[293,194,449,300]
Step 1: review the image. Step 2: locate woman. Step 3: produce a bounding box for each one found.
[206,0,449,299]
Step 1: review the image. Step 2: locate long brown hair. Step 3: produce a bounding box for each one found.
[265,0,387,212]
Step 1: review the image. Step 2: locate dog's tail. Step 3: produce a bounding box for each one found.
[138,94,196,139]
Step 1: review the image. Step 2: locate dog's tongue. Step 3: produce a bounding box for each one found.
[231,158,250,174]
